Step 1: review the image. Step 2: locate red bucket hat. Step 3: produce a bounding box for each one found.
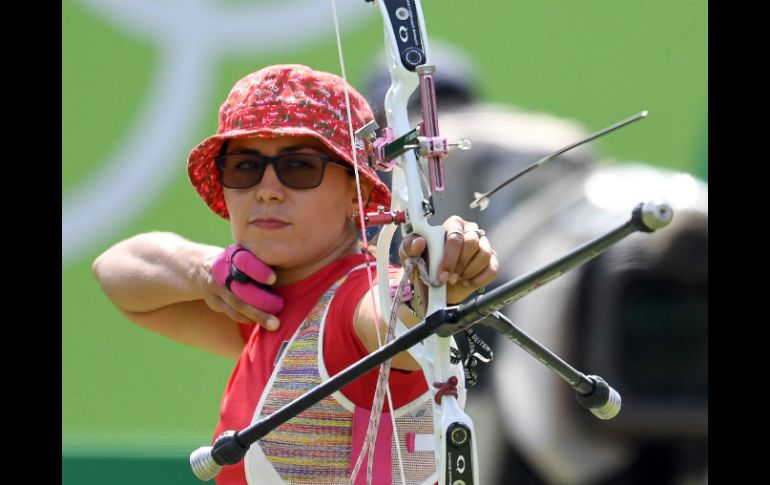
[188,64,391,219]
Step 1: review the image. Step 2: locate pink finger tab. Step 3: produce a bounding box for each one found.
[232,282,285,314]
[210,251,230,286]
[225,244,241,260]
[232,250,274,283]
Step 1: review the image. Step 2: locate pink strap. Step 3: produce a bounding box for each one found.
[405,432,416,453]
[351,406,393,485]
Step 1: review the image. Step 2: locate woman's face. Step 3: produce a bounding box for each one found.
[222,135,366,284]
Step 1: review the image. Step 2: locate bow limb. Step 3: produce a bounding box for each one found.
[366,1,479,484]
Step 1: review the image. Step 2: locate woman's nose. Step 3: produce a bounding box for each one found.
[255,164,285,201]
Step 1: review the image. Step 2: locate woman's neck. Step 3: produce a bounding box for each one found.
[274,233,360,286]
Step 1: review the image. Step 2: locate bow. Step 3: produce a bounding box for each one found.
[336,1,480,483]
[188,1,675,482]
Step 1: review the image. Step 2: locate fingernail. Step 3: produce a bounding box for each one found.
[267,318,280,330]
[440,271,450,283]
[449,273,460,285]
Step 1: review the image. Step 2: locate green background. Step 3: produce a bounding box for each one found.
[62,0,707,483]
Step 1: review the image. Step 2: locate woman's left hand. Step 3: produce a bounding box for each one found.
[400,215,499,306]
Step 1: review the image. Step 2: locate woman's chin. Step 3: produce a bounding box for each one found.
[233,241,283,266]
[251,249,295,269]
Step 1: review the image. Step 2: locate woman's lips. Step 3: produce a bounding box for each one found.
[251,218,290,229]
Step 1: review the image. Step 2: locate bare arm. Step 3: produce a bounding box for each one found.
[354,284,422,371]
[92,232,250,358]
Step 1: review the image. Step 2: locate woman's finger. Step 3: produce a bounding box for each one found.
[466,248,499,288]
[439,218,466,284]
[452,226,483,279]
[456,234,492,281]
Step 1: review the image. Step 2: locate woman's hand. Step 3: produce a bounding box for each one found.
[400,216,498,307]
[205,244,284,330]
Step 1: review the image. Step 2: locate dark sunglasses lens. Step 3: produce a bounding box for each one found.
[276,154,326,189]
[219,155,265,188]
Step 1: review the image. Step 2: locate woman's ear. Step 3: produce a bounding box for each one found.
[362,179,374,204]
[350,178,373,206]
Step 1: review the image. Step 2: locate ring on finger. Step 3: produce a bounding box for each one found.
[464,229,486,238]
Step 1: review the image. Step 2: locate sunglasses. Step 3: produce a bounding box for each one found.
[215,151,352,190]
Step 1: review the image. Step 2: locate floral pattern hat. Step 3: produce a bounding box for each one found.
[188,64,391,219]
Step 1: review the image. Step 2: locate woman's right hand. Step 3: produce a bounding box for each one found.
[205,244,284,330]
